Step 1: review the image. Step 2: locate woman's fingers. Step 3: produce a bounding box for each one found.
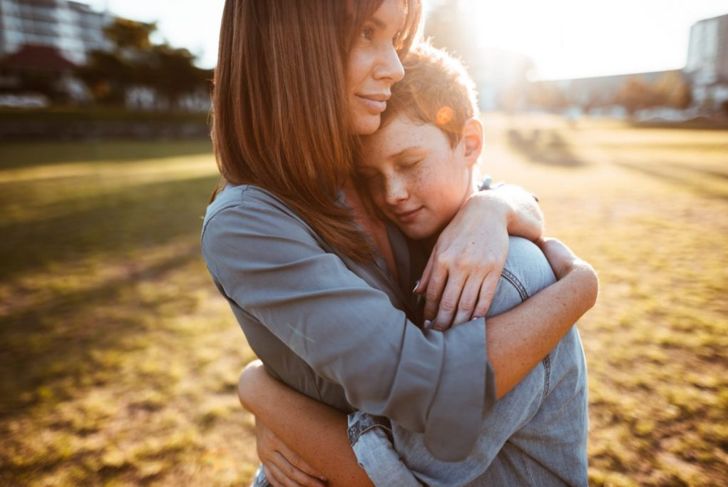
[452,274,484,326]
[432,272,466,330]
[422,263,448,322]
[473,271,500,319]
[417,253,434,293]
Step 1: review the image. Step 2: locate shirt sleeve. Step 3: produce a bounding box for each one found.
[201,191,495,461]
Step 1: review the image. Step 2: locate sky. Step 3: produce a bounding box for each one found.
[83,0,728,80]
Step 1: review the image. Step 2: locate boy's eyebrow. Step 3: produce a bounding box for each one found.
[389,146,423,159]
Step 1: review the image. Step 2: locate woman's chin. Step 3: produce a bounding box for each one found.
[352,114,382,136]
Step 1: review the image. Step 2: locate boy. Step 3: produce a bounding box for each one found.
[349,44,589,486]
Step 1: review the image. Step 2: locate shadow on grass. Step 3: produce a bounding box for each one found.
[0,139,213,170]
[507,129,588,168]
[614,161,728,201]
[0,245,201,418]
[659,161,728,182]
[0,174,218,282]
[0,171,219,419]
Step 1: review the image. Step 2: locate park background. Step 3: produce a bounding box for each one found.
[1,0,727,485]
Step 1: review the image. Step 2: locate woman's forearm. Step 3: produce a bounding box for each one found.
[487,262,597,398]
[238,362,373,487]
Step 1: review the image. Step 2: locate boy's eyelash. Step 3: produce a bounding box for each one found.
[402,159,422,168]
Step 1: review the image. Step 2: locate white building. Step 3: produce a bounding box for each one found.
[685,13,728,111]
[0,0,112,65]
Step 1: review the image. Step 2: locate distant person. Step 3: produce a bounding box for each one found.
[238,43,592,486]
[202,1,597,485]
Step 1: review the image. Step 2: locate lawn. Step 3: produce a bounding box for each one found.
[1,117,726,486]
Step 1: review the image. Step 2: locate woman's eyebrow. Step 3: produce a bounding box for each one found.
[367,16,387,30]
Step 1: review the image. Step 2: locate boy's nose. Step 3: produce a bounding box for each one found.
[385,177,408,205]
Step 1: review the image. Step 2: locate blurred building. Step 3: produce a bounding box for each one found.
[685,13,728,110]
[0,0,111,65]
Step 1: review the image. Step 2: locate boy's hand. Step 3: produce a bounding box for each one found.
[255,419,328,487]
[417,194,510,330]
[537,237,592,280]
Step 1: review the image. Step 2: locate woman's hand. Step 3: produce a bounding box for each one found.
[417,186,543,330]
[255,418,328,487]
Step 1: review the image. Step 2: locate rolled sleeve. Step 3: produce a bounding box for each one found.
[201,186,491,459]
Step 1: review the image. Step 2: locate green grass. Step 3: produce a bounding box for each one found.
[1,119,727,485]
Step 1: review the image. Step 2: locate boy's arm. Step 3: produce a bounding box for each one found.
[419,184,544,328]
[238,361,374,487]
[488,238,597,398]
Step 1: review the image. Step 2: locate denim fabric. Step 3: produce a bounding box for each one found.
[250,466,270,487]
[349,237,589,487]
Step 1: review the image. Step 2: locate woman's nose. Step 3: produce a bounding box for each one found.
[374,44,404,83]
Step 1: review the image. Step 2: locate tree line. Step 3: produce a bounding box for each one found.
[77,19,212,109]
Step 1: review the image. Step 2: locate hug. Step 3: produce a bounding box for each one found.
[202,1,598,485]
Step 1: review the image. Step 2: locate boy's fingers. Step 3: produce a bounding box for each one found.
[279,444,326,483]
[274,451,326,487]
[263,463,286,487]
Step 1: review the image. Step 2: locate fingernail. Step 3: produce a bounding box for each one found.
[412,280,420,294]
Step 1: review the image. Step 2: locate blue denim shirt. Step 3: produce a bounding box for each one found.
[201,184,497,461]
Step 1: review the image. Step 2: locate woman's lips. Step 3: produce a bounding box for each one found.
[357,95,388,113]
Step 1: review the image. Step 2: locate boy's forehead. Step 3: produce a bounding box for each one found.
[364,115,433,157]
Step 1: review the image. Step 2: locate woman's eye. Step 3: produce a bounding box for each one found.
[361,26,375,41]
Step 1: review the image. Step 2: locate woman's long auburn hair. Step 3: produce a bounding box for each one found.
[212,0,421,262]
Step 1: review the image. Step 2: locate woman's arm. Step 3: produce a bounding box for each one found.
[418,184,544,329]
[238,361,372,487]
[202,187,490,460]
[241,240,596,481]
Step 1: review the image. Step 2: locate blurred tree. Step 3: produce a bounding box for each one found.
[653,71,693,110]
[104,18,156,53]
[146,45,209,108]
[527,82,569,113]
[77,18,209,110]
[77,50,133,105]
[615,76,657,117]
[615,73,693,117]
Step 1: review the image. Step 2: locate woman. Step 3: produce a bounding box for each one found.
[202,0,597,485]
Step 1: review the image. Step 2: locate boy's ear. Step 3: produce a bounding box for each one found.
[461,118,483,167]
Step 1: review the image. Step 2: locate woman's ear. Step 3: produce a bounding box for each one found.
[461,118,483,167]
